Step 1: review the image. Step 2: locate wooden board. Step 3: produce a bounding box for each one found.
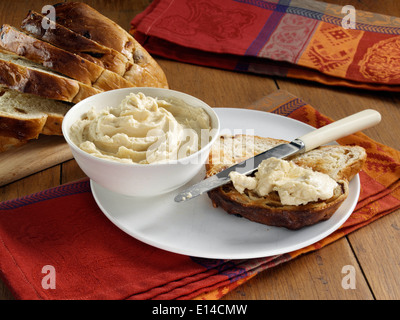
[0,135,73,187]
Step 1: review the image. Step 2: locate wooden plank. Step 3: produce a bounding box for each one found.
[61,159,86,185]
[323,0,400,16]
[0,0,62,26]
[77,0,151,31]
[0,166,60,202]
[0,136,72,187]
[348,213,400,300]
[273,79,399,150]
[222,238,373,300]
[157,59,279,108]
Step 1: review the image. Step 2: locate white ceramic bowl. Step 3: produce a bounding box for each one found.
[62,87,220,197]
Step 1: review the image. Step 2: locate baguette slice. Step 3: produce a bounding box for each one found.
[0,89,71,151]
[0,24,135,91]
[206,135,366,230]
[0,50,101,103]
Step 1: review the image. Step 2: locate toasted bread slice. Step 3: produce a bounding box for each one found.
[206,135,366,230]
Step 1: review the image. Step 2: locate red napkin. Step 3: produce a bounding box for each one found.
[131,0,400,91]
[1,91,399,300]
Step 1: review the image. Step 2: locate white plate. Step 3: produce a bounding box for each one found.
[90,108,360,259]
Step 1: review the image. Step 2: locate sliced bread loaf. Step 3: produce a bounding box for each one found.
[21,10,131,77]
[206,135,366,230]
[0,49,101,103]
[51,2,168,88]
[0,24,135,91]
[21,5,168,88]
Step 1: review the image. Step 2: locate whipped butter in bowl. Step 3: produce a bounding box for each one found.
[62,88,220,197]
[69,92,212,164]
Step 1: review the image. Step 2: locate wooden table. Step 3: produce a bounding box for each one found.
[1,0,399,300]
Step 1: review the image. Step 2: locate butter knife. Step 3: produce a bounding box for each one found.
[174,109,381,202]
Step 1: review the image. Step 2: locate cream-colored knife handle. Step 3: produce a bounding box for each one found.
[298,109,381,152]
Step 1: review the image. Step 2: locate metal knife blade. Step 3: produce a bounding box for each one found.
[174,139,305,202]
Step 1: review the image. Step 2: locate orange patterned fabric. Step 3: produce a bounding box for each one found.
[131,0,400,91]
[195,90,400,300]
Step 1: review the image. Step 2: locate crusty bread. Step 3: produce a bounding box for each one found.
[0,24,135,91]
[52,2,136,62]
[50,2,168,88]
[0,50,101,103]
[206,135,366,230]
[0,89,71,151]
[21,4,168,89]
[21,10,130,76]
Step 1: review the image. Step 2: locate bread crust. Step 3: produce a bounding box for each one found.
[41,113,64,136]
[21,7,168,88]
[21,11,129,76]
[95,69,136,91]
[51,2,168,88]
[0,135,28,152]
[0,113,45,140]
[0,58,100,103]
[208,180,349,230]
[0,112,64,150]
[0,25,136,91]
[52,2,136,61]
[206,135,365,230]
[123,63,168,88]
[0,24,103,86]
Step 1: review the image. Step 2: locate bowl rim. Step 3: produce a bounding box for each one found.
[62,87,221,167]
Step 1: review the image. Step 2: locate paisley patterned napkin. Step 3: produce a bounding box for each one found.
[131,0,400,91]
